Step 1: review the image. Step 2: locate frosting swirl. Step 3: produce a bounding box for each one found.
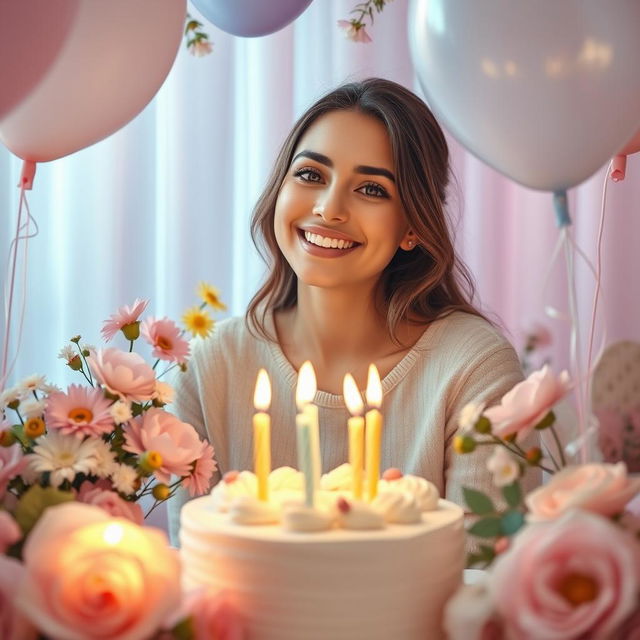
[228,495,280,525]
[282,503,335,532]
[337,499,385,530]
[379,475,439,511]
[372,491,422,524]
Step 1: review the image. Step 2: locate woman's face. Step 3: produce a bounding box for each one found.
[274,109,410,291]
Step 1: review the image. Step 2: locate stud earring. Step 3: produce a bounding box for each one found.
[312,205,325,216]
[407,240,414,248]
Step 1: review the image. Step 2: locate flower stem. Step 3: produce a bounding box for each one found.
[129,340,134,353]
[550,424,567,467]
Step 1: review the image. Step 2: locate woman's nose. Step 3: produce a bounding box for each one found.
[312,190,348,222]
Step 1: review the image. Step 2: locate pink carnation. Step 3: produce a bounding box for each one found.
[88,348,156,403]
[77,481,143,525]
[483,365,571,442]
[45,384,114,438]
[0,556,36,640]
[526,462,640,521]
[182,441,217,497]
[0,511,21,553]
[140,317,190,365]
[101,298,148,341]
[123,408,203,484]
[183,589,244,640]
[490,510,640,639]
[0,444,27,499]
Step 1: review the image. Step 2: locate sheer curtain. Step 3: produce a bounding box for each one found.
[2,0,640,473]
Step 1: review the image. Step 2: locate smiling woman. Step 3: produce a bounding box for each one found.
[168,78,537,541]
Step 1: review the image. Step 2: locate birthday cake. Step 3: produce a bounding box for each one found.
[179,464,465,640]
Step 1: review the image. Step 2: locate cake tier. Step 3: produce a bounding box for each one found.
[180,498,465,640]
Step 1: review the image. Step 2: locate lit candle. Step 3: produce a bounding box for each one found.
[343,373,364,500]
[365,364,383,501]
[253,368,271,501]
[296,361,321,506]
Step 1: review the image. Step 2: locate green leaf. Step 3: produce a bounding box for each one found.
[462,487,495,515]
[466,544,496,569]
[468,516,502,538]
[502,481,522,508]
[500,510,525,536]
[14,485,75,535]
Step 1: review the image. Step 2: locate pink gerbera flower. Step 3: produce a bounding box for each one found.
[101,298,149,342]
[45,384,114,438]
[182,441,217,497]
[140,317,190,364]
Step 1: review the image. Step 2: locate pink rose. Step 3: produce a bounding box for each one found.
[444,582,503,640]
[0,444,27,499]
[526,462,640,521]
[490,510,640,639]
[0,556,37,640]
[183,589,245,640]
[0,511,21,553]
[15,502,180,640]
[123,408,204,483]
[77,481,144,525]
[88,348,156,403]
[618,608,640,640]
[484,365,571,441]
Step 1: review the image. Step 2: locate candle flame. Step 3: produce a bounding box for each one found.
[296,361,317,410]
[365,364,382,408]
[103,523,124,546]
[343,373,364,415]
[253,368,271,411]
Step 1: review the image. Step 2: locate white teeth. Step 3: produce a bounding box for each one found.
[303,231,354,250]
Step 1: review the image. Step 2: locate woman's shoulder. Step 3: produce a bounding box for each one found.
[427,311,516,358]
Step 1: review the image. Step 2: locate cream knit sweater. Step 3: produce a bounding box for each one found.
[169,311,536,540]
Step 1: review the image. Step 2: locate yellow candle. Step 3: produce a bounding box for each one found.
[296,361,321,501]
[343,373,364,500]
[365,364,383,501]
[253,368,271,501]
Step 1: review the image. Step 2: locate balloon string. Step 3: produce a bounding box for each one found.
[1,187,37,392]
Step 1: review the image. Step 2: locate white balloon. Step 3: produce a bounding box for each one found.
[408,0,640,191]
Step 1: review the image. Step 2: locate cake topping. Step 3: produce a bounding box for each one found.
[320,463,354,491]
[228,495,280,525]
[224,470,240,484]
[372,491,422,524]
[337,497,351,514]
[379,474,440,512]
[382,468,403,481]
[282,503,335,532]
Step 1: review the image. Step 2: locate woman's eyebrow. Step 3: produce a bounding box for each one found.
[292,150,396,183]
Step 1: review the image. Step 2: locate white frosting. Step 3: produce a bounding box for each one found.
[372,490,422,524]
[282,502,335,532]
[378,474,440,511]
[337,500,386,530]
[269,466,304,491]
[319,463,354,491]
[209,471,257,511]
[228,495,280,525]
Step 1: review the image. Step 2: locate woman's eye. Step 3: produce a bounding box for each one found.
[359,182,389,198]
[293,167,323,183]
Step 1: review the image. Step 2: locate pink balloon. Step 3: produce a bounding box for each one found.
[0,1,80,119]
[610,128,640,181]
[0,0,186,163]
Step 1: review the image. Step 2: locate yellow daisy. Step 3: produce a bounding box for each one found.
[182,307,214,338]
[197,282,227,311]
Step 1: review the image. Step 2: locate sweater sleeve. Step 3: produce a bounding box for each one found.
[443,342,541,512]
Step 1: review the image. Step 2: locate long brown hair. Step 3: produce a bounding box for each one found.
[247,77,484,341]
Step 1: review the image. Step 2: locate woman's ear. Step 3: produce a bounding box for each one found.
[400,230,417,251]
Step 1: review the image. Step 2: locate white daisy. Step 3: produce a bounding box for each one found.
[111,463,139,495]
[81,343,97,356]
[154,381,174,405]
[17,374,47,396]
[28,431,100,488]
[41,382,63,396]
[57,345,77,362]
[20,398,47,419]
[458,401,486,433]
[110,400,132,424]
[92,439,117,478]
[486,447,520,487]
[0,386,21,410]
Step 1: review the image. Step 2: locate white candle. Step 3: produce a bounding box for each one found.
[296,361,322,504]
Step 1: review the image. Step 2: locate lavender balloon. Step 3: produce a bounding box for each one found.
[192,0,313,37]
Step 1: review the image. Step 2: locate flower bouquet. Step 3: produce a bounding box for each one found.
[0,284,244,639]
[448,365,640,639]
